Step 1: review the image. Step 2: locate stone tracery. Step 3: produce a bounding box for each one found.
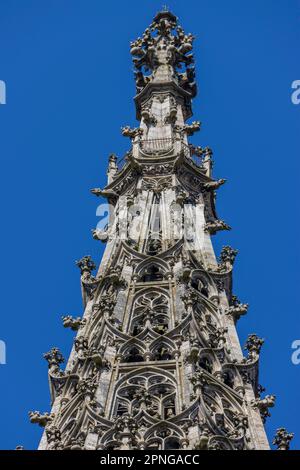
[33,9,293,452]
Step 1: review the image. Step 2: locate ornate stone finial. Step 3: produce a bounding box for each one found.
[45,425,62,450]
[203,146,213,159]
[190,371,208,395]
[96,294,116,317]
[108,153,118,163]
[181,289,198,309]
[133,389,152,410]
[76,257,100,302]
[219,246,238,267]
[106,153,119,184]
[130,11,196,97]
[273,428,294,450]
[244,334,264,361]
[76,377,97,401]
[76,256,96,275]
[114,414,138,436]
[43,347,64,370]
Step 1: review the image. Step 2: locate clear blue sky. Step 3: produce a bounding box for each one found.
[0,0,299,450]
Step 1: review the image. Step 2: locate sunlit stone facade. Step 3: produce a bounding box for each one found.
[33,10,289,451]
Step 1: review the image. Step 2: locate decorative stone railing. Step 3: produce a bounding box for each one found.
[139,138,174,155]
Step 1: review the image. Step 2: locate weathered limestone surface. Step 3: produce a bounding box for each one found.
[34,9,291,451]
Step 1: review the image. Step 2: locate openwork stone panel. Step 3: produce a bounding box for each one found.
[34,9,283,452]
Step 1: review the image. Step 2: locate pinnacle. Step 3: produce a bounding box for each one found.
[34,11,276,453]
[154,6,177,22]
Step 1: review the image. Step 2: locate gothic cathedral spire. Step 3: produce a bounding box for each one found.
[32,10,293,451]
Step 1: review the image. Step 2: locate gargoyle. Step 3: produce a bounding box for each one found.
[203,179,226,191]
[92,228,109,243]
[183,121,201,136]
[204,220,231,235]
[62,315,85,331]
[252,395,276,423]
[121,126,143,139]
[29,411,54,427]
[226,296,249,322]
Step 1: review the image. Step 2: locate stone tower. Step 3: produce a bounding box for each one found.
[32,10,290,451]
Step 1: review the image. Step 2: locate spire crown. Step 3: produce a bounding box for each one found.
[131,12,196,98]
[152,10,178,30]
